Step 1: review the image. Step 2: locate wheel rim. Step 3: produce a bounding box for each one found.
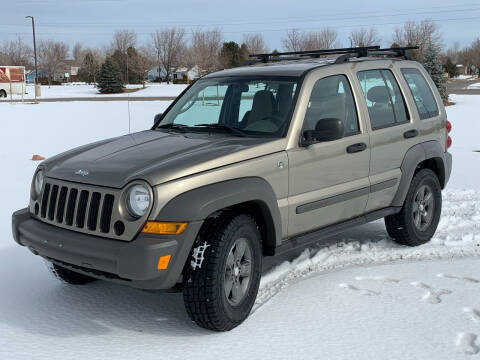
[412,184,435,232]
[224,238,252,306]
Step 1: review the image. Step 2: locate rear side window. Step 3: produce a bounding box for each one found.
[401,68,439,119]
[304,74,359,136]
[357,69,409,130]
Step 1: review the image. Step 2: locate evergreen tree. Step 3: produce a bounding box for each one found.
[220,41,248,68]
[97,57,124,94]
[422,43,447,101]
[443,58,457,78]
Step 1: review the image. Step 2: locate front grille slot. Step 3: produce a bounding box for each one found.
[87,192,101,230]
[100,194,114,233]
[65,188,78,226]
[38,181,115,237]
[76,190,89,228]
[40,183,51,218]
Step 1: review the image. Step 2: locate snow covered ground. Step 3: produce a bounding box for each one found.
[467,82,480,90]
[4,82,187,100]
[0,95,479,359]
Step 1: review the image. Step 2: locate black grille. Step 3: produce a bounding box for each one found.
[39,182,115,236]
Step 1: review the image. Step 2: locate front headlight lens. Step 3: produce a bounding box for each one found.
[34,170,44,197]
[126,185,151,217]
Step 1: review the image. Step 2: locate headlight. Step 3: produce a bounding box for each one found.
[33,170,44,197]
[126,184,151,217]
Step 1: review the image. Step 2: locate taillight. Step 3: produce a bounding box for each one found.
[445,120,452,150]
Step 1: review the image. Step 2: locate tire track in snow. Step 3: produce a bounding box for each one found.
[253,190,480,312]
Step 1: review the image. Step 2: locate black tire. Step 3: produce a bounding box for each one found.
[47,262,97,285]
[182,213,262,331]
[0,90,7,98]
[385,168,442,246]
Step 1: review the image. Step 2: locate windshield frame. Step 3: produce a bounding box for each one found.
[152,75,303,138]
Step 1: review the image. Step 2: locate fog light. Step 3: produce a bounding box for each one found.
[142,221,187,235]
[157,255,171,270]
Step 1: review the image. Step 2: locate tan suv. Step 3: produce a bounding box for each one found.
[12,46,452,331]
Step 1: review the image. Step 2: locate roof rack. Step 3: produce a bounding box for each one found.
[248,46,419,64]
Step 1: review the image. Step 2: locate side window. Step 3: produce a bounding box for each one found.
[401,68,439,119]
[357,69,409,130]
[304,75,359,136]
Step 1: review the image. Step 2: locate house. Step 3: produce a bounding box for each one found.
[147,65,199,82]
[456,64,467,75]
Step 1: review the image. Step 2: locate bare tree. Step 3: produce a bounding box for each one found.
[282,28,338,52]
[0,37,33,68]
[282,29,304,52]
[303,29,338,50]
[151,27,186,84]
[72,43,89,67]
[189,29,223,76]
[393,20,442,61]
[38,40,69,85]
[243,33,268,54]
[132,46,155,87]
[349,27,380,47]
[110,30,137,54]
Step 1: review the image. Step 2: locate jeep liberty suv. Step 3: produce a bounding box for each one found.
[12,46,452,331]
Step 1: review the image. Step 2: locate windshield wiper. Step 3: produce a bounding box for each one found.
[156,123,188,132]
[195,123,246,137]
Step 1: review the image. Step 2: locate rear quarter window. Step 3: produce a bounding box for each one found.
[401,68,439,120]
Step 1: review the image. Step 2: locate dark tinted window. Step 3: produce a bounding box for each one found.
[305,75,359,136]
[357,69,409,130]
[401,68,439,119]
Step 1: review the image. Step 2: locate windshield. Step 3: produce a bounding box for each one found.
[157,77,299,137]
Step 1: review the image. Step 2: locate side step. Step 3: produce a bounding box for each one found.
[274,207,400,256]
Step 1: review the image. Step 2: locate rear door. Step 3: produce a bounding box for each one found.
[354,66,416,211]
[287,71,370,237]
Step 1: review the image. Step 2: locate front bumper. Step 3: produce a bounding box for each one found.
[12,208,202,289]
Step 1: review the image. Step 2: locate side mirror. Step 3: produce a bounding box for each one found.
[302,118,344,146]
[154,113,163,126]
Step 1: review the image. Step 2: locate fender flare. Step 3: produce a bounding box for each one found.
[156,177,282,250]
[392,140,448,207]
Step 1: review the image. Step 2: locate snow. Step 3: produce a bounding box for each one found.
[467,82,480,89]
[1,95,480,359]
[4,82,186,100]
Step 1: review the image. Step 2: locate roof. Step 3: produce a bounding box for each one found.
[204,59,332,78]
[204,56,407,79]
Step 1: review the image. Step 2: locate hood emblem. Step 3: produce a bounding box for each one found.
[75,169,89,177]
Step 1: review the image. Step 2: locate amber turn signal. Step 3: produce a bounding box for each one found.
[157,254,172,270]
[142,221,187,235]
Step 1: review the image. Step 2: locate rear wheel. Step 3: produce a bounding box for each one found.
[47,262,97,285]
[0,90,7,98]
[182,213,262,331]
[385,168,442,246]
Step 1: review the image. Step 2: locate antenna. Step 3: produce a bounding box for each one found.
[127,86,131,134]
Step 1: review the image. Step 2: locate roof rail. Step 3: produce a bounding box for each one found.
[248,46,419,64]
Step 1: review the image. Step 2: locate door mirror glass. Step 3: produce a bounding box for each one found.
[303,118,344,146]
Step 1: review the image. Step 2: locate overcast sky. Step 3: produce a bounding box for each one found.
[2,0,479,54]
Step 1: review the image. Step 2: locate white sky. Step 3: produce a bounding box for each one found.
[2,0,479,54]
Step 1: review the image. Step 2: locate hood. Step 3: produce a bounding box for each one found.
[42,130,281,188]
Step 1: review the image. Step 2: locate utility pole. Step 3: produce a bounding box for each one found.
[26,15,38,104]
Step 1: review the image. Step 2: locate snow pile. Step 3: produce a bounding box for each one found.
[467,82,480,89]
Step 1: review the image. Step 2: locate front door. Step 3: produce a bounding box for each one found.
[287,73,371,237]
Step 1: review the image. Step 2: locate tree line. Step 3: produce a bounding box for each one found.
[0,19,478,93]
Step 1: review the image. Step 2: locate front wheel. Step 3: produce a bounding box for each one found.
[182,213,262,331]
[385,168,442,246]
[0,90,7,98]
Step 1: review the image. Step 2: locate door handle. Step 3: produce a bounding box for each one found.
[346,142,367,154]
[403,129,418,139]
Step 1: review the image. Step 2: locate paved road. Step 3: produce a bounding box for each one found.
[447,78,480,95]
[0,96,177,103]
